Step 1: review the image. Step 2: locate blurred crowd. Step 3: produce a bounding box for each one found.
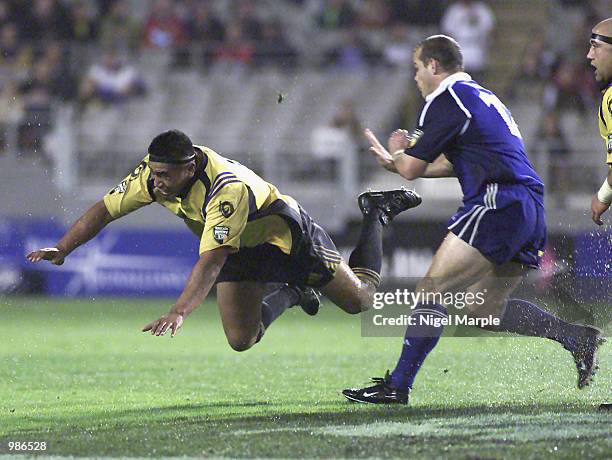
[0,0,476,161]
[0,0,608,194]
[510,0,608,206]
[509,0,605,113]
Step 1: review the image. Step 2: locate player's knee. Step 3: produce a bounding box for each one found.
[227,339,253,352]
[416,277,445,295]
[322,289,358,314]
[343,280,377,313]
[330,294,362,314]
[226,334,256,352]
[342,302,363,315]
[339,290,371,314]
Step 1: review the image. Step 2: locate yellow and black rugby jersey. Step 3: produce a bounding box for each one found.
[598,84,612,165]
[103,145,302,255]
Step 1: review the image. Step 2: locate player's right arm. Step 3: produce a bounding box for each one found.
[591,168,612,226]
[27,157,155,264]
[422,154,455,178]
[591,88,612,225]
[26,200,115,265]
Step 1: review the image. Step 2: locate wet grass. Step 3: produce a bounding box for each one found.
[0,297,610,458]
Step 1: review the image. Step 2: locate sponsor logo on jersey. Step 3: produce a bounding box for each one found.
[110,180,127,195]
[219,201,235,218]
[607,133,612,153]
[213,225,230,244]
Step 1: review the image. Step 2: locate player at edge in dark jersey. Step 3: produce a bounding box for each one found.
[587,17,612,225]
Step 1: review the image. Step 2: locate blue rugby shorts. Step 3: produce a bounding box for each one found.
[448,183,546,269]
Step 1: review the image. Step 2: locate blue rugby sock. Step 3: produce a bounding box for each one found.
[496,298,584,349]
[390,303,447,390]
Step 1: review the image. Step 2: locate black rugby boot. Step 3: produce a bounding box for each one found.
[358,188,422,226]
[564,326,606,389]
[342,371,409,404]
[291,285,321,316]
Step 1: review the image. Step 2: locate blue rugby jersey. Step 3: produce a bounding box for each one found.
[406,73,544,205]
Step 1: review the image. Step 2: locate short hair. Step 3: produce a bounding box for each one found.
[416,35,464,73]
[148,129,194,163]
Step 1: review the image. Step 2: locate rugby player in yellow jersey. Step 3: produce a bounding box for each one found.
[588,17,612,224]
[26,130,421,351]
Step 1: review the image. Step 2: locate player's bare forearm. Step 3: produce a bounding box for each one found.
[142,247,229,337]
[394,154,428,181]
[591,168,612,225]
[422,155,456,178]
[57,200,115,256]
[170,247,229,318]
[27,200,114,265]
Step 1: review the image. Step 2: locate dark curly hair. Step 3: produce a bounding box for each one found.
[148,129,195,163]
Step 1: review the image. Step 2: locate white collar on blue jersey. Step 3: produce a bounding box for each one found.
[425,72,472,102]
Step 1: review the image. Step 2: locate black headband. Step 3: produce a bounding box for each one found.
[591,33,612,45]
[148,153,196,164]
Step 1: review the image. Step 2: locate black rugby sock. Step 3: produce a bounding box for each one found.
[261,285,300,329]
[349,211,383,287]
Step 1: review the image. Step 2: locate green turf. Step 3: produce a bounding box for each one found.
[0,297,610,459]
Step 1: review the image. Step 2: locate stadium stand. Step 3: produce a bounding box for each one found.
[0,0,607,232]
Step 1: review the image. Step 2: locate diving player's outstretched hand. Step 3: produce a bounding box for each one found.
[26,247,66,265]
[364,129,396,172]
[591,194,610,226]
[142,312,184,337]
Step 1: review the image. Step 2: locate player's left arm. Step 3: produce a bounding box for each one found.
[591,168,612,226]
[143,182,249,337]
[385,130,456,179]
[363,128,429,179]
[393,153,428,180]
[365,93,466,181]
[142,246,230,337]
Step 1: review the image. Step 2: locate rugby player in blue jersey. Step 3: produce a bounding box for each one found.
[343,35,605,404]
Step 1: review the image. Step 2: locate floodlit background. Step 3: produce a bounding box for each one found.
[0,0,610,302]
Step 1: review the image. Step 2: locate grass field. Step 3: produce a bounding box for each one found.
[1,297,610,459]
